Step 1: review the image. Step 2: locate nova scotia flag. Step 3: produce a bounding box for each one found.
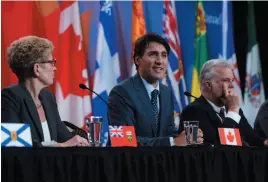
[93,0,121,146]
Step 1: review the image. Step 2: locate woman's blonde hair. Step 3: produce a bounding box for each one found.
[7,35,54,81]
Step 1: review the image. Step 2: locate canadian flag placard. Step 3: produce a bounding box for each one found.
[109,126,137,147]
[218,128,242,146]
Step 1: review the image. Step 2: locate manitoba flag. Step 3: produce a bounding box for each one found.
[218,128,242,146]
[109,126,137,147]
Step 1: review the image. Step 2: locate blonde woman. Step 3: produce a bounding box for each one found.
[2,36,89,147]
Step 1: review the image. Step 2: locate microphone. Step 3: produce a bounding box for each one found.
[184,91,198,99]
[79,83,122,124]
[79,83,123,147]
[79,83,109,106]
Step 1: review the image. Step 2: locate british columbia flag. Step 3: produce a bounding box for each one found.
[162,0,189,127]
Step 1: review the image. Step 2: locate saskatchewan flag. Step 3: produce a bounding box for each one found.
[191,1,208,102]
[242,2,265,127]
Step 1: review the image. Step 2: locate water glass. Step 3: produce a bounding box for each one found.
[183,121,199,145]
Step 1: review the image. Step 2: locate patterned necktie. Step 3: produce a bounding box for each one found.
[219,107,225,121]
[151,89,159,135]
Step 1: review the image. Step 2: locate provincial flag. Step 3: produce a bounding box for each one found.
[218,128,242,146]
[191,1,208,102]
[1,124,32,147]
[93,1,121,146]
[131,0,147,76]
[109,125,137,147]
[242,2,265,126]
[162,0,189,127]
[221,0,243,106]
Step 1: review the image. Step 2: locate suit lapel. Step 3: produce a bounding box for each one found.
[199,96,222,127]
[133,74,156,136]
[39,92,56,141]
[19,84,44,141]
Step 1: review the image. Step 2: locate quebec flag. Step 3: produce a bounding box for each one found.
[92,0,121,146]
[205,1,242,102]
[221,1,242,102]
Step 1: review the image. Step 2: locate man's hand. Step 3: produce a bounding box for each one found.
[264,139,268,146]
[56,135,89,147]
[196,128,204,144]
[173,131,187,146]
[222,83,240,113]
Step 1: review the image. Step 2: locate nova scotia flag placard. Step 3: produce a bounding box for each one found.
[1,123,32,147]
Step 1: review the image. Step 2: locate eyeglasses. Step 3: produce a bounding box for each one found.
[39,58,56,67]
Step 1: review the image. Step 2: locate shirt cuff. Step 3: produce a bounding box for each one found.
[41,140,57,147]
[169,137,175,146]
[226,111,241,124]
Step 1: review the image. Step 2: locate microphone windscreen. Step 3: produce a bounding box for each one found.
[184,91,191,96]
[79,83,87,90]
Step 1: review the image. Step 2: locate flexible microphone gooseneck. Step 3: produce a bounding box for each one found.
[184,91,198,99]
[79,83,110,106]
[79,83,123,125]
[79,83,119,146]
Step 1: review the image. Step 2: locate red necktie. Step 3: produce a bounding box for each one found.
[219,108,225,121]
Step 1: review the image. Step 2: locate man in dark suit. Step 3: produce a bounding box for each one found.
[179,59,268,147]
[254,100,268,138]
[108,33,203,146]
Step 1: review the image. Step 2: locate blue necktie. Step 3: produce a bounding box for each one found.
[151,89,159,135]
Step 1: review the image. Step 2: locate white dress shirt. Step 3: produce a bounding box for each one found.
[205,99,241,124]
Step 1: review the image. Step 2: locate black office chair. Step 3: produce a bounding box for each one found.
[63,121,88,140]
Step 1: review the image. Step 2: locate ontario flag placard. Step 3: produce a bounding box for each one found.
[218,128,242,146]
[109,126,137,147]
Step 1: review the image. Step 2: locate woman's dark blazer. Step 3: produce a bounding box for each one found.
[1,83,73,147]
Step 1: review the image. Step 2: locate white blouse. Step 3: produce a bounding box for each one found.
[41,121,57,147]
[41,121,51,142]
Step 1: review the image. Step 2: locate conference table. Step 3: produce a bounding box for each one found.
[2,145,268,182]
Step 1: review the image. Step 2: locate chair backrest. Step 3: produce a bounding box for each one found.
[63,121,88,140]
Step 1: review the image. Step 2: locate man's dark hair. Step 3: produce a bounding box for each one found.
[133,33,170,70]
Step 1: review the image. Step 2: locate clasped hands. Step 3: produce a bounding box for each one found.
[173,128,204,146]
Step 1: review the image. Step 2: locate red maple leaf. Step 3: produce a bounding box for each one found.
[42,3,90,99]
[55,25,89,99]
[226,131,234,142]
[36,4,60,93]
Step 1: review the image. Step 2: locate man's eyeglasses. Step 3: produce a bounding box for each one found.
[39,58,56,67]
